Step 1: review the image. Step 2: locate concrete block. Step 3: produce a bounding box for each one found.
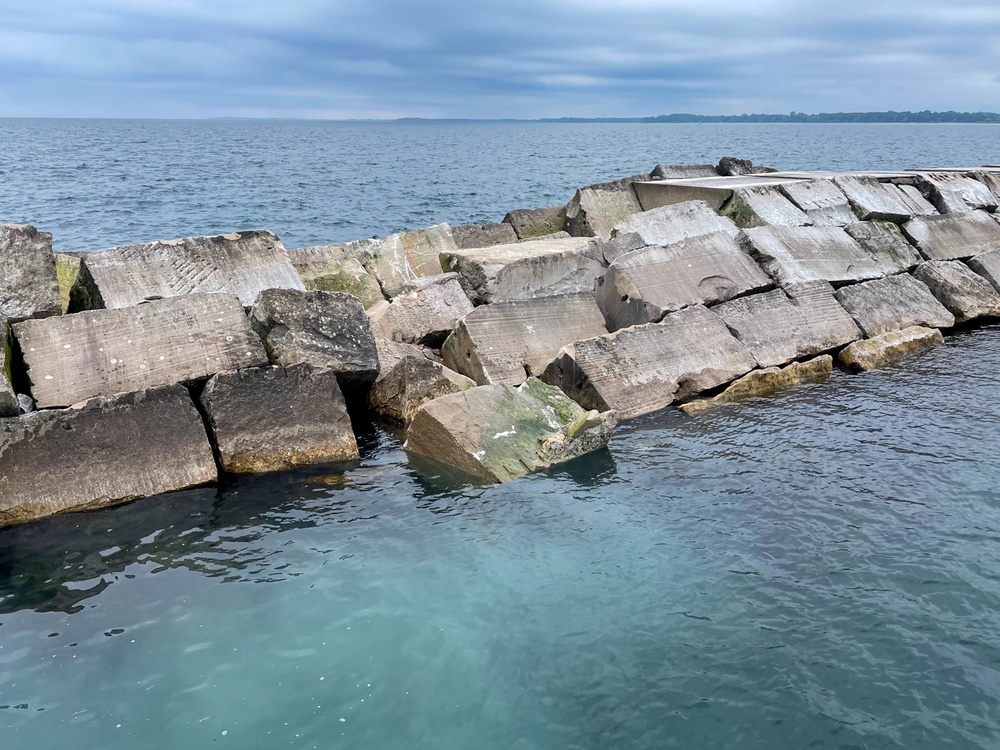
[907,172,999,213]
[843,221,923,273]
[834,274,955,336]
[833,175,937,222]
[741,225,885,286]
[0,224,60,322]
[609,199,739,254]
[650,164,718,179]
[370,351,476,426]
[717,157,777,176]
[452,222,518,249]
[502,205,567,239]
[722,185,812,228]
[779,179,856,226]
[838,326,944,371]
[912,260,1000,323]
[633,176,805,212]
[966,248,1000,292]
[565,174,649,239]
[361,223,455,298]
[367,273,473,347]
[14,293,268,409]
[902,211,1000,261]
[287,244,384,308]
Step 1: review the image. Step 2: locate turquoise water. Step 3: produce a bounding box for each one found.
[2,122,1000,748]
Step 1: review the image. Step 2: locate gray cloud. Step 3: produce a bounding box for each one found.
[0,0,998,117]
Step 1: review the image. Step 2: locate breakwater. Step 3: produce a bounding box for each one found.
[3,158,1000,525]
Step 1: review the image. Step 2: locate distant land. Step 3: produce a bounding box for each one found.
[391,110,1000,124]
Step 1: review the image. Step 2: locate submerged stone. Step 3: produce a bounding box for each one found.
[55,252,84,314]
[679,355,833,414]
[838,326,944,371]
[0,223,60,322]
[912,260,1000,323]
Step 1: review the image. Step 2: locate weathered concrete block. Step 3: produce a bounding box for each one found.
[838,326,944,371]
[199,364,358,473]
[14,293,268,409]
[650,164,719,179]
[593,232,648,265]
[779,180,856,226]
[971,170,1000,201]
[287,244,384,308]
[907,172,999,214]
[633,176,805,212]
[912,260,1000,323]
[833,175,937,222]
[55,252,84,314]
[370,350,476,426]
[596,232,771,331]
[833,274,955,336]
[367,273,473,347]
[0,384,217,527]
[452,222,518,249]
[442,293,608,386]
[741,225,885,286]
[966,248,1000,292]
[565,174,649,239]
[717,157,777,176]
[714,283,861,368]
[70,230,304,311]
[722,185,812,228]
[541,305,757,419]
[440,236,605,304]
[0,224,60,322]
[843,221,923,273]
[609,199,739,255]
[249,289,379,391]
[502,205,567,240]
[1,320,19,417]
[404,377,618,483]
[902,211,1000,261]
[361,223,456,298]
[679,355,833,414]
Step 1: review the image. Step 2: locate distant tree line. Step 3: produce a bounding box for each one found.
[540,110,1000,124]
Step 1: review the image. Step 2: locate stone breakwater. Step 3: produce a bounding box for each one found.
[3,158,1000,525]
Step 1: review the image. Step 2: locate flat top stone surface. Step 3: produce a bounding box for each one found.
[635,176,806,189]
[611,200,739,247]
[779,179,856,226]
[833,273,955,336]
[902,211,1000,260]
[443,236,595,264]
[0,223,60,322]
[742,225,885,286]
[14,293,268,409]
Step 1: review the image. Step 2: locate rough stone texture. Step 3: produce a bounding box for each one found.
[833,175,937,222]
[249,289,379,391]
[403,377,618,484]
[741,225,885,286]
[14,293,268,409]
[593,233,648,265]
[361,223,455,298]
[502,205,567,240]
[595,232,771,331]
[714,283,861,368]
[199,363,358,473]
[541,305,757,419]
[370,353,476,426]
[722,185,812,228]
[452,222,518,249]
[367,273,473,347]
[972,170,1000,200]
[609,199,739,253]
[912,260,1000,323]
[679,355,833,414]
[0,384,217,527]
[287,244,384,309]
[966,248,1000,292]
[633,176,806,212]
[902,211,1000,261]
[908,172,999,214]
[69,230,304,311]
[779,180,856,226]
[55,253,84,314]
[838,326,944,371]
[440,236,605,305]
[843,221,924,273]
[442,293,608,386]
[0,223,61,322]
[650,164,719,179]
[717,157,777,176]
[833,274,955,336]
[564,174,650,239]
[1,319,19,417]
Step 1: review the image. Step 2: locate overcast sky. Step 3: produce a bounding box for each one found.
[2,0,999,119]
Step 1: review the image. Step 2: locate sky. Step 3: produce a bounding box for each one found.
[1,0,999,119]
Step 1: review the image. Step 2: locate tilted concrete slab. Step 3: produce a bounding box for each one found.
[369,347,475,426]
[14,293,268,409]
[442,293,607,386]
[633,175,807,212]
[902,211,1000,260]
[779,180,856,226]
[843,221,924,274]
[912,260,1000,323]
[741,225,885,286]
[565,174,649,239]
[367,273,474,347]
[502,205,567,239]
[541,305,758,419]
[966,248,1000,292]
[609,200,739,256]
[722,185,813,228]
[71,230,304,311]
[595,232,771,331]
[0,224,60,322]
[899,172,999,213]
[833,175,937,222]
[834,274,955,337]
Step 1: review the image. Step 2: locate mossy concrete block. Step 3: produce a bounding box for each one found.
[502,205,567,240]
[0,384,217,527]
[404,377,618,483]
[741,225,886,286]
[200,364,358,474]
[0,223,60,322]
[452,222,518,249]
[370,354,476,426]
[288,244,384,308]
[0,320,18,417]
[367,273,473,347]
[680,355,833,414]
[838,326,944,371]
[912,260,1000,323]
[722,185,812,228]
[902,211,1000,261]
[834,274,954,336]
[565,174,649,239]
[55,253,84,314]
[843,221,923,274]
[779,179,856,226]
[833,175,937,222]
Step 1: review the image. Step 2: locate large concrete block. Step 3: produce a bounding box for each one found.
[565,174,649,239]
[249,289,379,391]
[1,320,19,417]
[609,199,739,257]
[633,176,806,212]
[833,175,937,222]
[367,273,473,347]
[361,223,456,298]
[843,221,923,273]
[70,230,304,311]
[199,364,358,474]
[287,244,384,308]
[779,180,856,226]
[833,274,955,336]
[595,232,771,331]
[966,248,1000,292]
[442,293,608,386]
[714,283,861,368]
[838,326,944,371]
[502,205,567,239]
[907,172,998,214]
[452,222,518,249]
[404,378,618,484]
[440,236,605,304]
[0,224,60,322]
[741,225,885,286]
[912,260,1000,323]
[650,164,719,179]
[0,384,217,527]
[902,211,1000,261]
[722,185,812,228]
[14,293,268,409]
[369,349,476,426]
[541,305,757,419]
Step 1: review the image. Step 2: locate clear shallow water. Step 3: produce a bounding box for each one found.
[1,121,1000,749]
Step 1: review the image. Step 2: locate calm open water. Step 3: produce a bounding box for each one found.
[2,121,1000,749]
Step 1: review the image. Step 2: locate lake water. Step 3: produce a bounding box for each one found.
[2,121,1000,749]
